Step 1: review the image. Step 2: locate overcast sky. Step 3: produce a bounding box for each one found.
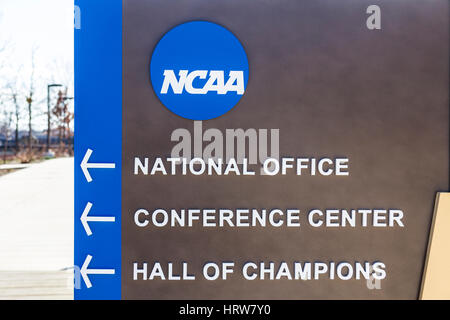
[0,0,74,130]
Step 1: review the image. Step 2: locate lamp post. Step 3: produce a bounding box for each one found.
[47,84,63,152]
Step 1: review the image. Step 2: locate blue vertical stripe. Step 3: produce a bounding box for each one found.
[74,0,122,300]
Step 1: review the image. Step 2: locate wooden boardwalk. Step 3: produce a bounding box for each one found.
[0,158,74,300]
[0,271,73,300]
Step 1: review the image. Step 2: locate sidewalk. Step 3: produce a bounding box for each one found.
[0,157,74,300]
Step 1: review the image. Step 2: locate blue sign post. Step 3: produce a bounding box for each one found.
[74,0,122,299]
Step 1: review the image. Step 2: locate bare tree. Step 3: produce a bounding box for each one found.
[12,91,20,152]
[0,101,13,164]
[24,50,36,156]
[48,59,74,150]
[0,15,13,163]
[0,34,7,108]
[0,14,10,104]
[52,88,74,151]
[6,74,23,154]
[0,38,7,76]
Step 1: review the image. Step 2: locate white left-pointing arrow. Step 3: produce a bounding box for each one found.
[80,255,115,289]
[80,202,116,236]
[80,148,115,183]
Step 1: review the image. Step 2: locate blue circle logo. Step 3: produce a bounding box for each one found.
[150,21,249,120]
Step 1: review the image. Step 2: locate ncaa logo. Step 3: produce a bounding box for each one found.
[150,21,249,120]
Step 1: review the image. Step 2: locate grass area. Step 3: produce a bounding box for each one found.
[1,158,46,165]
[0,168,20,177]
[0,157,50,177]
